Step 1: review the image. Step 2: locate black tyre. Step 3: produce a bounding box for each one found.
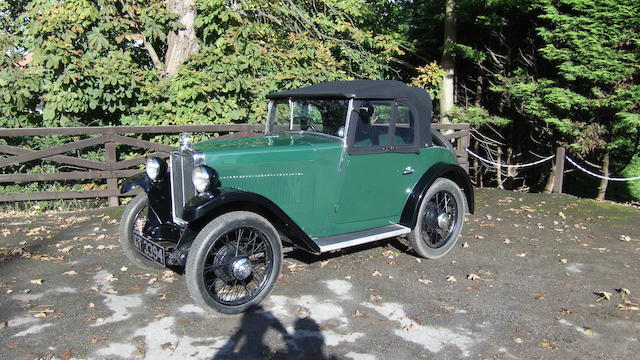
[185,211,283,314]
[408,178,465,259]
[118,192,164,270]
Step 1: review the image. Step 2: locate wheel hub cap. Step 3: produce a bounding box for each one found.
[231,257,252,280]
[437,213,450,229]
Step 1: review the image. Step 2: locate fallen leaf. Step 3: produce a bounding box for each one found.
[446,275,457,283]
[59,246,74,253]
[103,273,118,282]
[344,275,352,280]
[617,301,639,312]
[461,242,469,248]
[148,278,158,285]
[33,308,54,318]
[503,238,511,244]
[619,235,631,242]
[372,270,382,277]
[63,271,78,275]
[558,212,566,219]
[369,294,382,302]
[415,258,422,263]
[516,253,527,257]
[128,285,142,291]
[539,341,558,351]
[353,310,366,318]
[106,289,118,294]
[474,235,484,240]
[596,291,612,301]
[30,279,43,285]
[61,350,72,360]
[320,260,329,268]
[418,279,432,285]
[467,273,479,281]
[513,338,523,344]
[559,258,568,264]
[403,323,417,331]
[120,266,128,272]
[619,288,631,297]
[90,337,110,344]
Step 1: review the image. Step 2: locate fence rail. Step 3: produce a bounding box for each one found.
[0,123,469,205]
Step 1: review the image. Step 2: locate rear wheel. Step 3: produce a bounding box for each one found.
[185,211,282,314]
[118,193,164,270]
[408,178,465,259]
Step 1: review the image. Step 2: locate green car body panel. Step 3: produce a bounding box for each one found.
[194,134,457,238]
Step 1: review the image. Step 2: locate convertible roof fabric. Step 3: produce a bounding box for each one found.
[267,80,433,145]
[267,80,419,100]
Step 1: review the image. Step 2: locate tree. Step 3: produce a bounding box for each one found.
[0,0,404,129]
[497,0,639,199]
[439,0,456,124]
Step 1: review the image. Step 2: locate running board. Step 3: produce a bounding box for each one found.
[312,224,411,253]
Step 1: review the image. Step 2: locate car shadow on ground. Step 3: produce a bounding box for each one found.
[211,306,339,360]
[287,237,414,265]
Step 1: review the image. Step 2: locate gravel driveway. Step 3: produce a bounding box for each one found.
[1,188,639,359]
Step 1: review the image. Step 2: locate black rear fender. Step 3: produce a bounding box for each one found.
[399,162,474,230]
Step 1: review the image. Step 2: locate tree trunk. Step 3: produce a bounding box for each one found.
[164,0,199,76]
[597,149,610,200]
[439,0,456,124]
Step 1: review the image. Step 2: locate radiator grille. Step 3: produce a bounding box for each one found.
[170,151,196,225]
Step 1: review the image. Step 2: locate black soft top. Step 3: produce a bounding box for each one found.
[267,80,433,147]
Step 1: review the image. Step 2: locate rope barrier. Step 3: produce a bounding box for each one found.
[465,148,555,168]
[464,148,640,182]
[565,156,640,182]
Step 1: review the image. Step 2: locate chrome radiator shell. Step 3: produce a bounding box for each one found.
[170,150,197,225]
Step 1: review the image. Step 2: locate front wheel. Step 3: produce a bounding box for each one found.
[185,211,283,314]
[408,178,465,259]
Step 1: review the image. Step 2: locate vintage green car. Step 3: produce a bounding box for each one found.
[119,80,474,313]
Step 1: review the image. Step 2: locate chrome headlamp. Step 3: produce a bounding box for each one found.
[145,157,166,181]
[192,165,218,193]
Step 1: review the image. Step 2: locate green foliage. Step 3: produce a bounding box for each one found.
[497,0,639,152]
[124,0,403,126]
[449,106,511,127]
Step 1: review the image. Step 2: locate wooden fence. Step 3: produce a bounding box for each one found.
[0,123,469,206]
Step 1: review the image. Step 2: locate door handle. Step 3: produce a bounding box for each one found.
[403,167,415,175]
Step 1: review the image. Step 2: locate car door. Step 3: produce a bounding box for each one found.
[334,100,423,228]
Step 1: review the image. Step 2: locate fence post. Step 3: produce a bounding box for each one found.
[105,141,119,207]
[460,124,470,173]
[552,147,565,193]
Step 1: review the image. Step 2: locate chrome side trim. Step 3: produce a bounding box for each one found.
[312,224,410,253]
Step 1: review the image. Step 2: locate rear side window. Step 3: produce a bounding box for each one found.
[349,100,418,153]
[393,106,415,145]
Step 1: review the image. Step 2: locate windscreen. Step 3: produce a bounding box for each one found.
[266,99,350,139]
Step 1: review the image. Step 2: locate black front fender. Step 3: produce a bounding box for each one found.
[120,172,150,193]
[399,162,474,230]
[182,189,320,254]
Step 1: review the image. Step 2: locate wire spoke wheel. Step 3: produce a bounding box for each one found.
[186,211,282,314]
[422,190,458,249]
[409,178,465,259]
[203,226,273,306]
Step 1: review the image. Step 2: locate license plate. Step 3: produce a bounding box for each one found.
[133,232,166,266]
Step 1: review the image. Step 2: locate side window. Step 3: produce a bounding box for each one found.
[271,101,291,132]
[353,101,392,148]
[393,105,415,145]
